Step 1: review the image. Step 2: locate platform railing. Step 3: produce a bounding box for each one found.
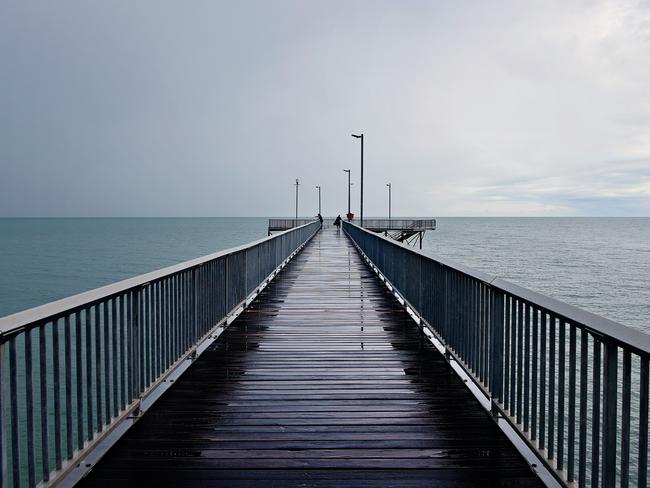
[267,219,316,231]
[0,220,320,488]
[360,218,436,231]
[343,221,649,488]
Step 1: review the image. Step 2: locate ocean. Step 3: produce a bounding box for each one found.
[2,217,648,335]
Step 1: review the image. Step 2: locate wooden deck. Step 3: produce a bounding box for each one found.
[80,227,542,487]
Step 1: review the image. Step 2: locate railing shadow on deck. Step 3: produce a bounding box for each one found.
[343,220,649,488]
[0,221,321,488]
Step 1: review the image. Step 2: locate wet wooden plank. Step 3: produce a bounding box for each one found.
[80,227,542,487]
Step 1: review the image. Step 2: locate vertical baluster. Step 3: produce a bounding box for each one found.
[516,300,523,424]
[128,293,135,404]
[482,284,489,384]
[135,288,142,398]
[578,329,588,487]
[476,280,481,378]
[129,291,136,403]
[75,311,84,449]
[548,315,556,460]
[119,295,126,410]
[567,325,577,482]
[144,286,150,388]
[471,280,477,373]
[602,341,617,487]
[538,311,546,450]
[557,320,566,471]
[103,301,110,426]
[64,315,73,460]
[510,297,517,415]
[25,327,36,487]
[504,295,511,412]
[531,307,538,441]
[172,275,177,360]
[94,305,102,432]
[154,280,163,378]
[39,324,50,481]
[639,357,648,488]
[460,276,466,367]
[591,340,601,488]
[164,279,170,370]
[53,319,62,471]
[9,337,20,487]
[489,288,504,403]
[455,273,465,359]
[620,351,631,488]
[182,273,187,353]
[0,339,7,488]
[523,302,530,432]
[111,298,118,419]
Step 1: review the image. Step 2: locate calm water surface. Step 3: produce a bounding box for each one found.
[1,217,649,336]
[422,217,650,334]
[0,218,267,317]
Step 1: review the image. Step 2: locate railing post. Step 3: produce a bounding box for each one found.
[490,288,505,409]
[602,340,618,486]
[0,338,7,488]
[192,267,198,345]
[132,287,142,415]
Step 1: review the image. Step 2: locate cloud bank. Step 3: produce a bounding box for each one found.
[1,0,649,216]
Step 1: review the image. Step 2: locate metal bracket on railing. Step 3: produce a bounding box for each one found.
[129,400,143,419]
[490,399,501,419]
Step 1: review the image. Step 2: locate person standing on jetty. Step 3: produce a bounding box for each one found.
[317,213,323,228]
[334,214,341,231]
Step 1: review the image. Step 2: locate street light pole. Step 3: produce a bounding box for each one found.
[294,178,299,220]
[343,169,351,216]
[315,186,321,214]
[351,134,363,226]
[386,183,391,222]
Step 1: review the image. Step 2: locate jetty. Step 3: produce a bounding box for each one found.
[0,221,648,487]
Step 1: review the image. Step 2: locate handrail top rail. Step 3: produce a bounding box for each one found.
[0,220,319,336]
[343,221,650,357]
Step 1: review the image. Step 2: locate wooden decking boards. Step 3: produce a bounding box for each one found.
[80,227,543,487]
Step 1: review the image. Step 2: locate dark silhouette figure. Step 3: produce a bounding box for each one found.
[317,213,323,227]
[334,214,341,230]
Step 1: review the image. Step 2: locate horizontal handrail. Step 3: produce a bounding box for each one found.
[344,220,649,487]
[0,220,320,488]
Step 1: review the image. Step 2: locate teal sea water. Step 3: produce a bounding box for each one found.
[421,217,650,335]
[2,217,648,334]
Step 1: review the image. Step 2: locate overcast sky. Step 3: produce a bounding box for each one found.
[2,0,649,217]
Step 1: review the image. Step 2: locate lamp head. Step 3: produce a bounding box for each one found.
[351,134,362,139]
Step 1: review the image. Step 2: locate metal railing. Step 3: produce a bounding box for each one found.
[267,219,316,231]
[343,221,649,488]
[0,221,320,488]
[360,219,436,231]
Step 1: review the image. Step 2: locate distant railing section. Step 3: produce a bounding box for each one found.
[0,221,320,488]
[268,219,316,232]
[361,219,436,231]
[343,221,649,488]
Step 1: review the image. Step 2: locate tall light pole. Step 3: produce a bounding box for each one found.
[294,179,299,220]
[343,169,351,217]
[351,133,363,226]
[386,183,392,222]
[315,185,321,214]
